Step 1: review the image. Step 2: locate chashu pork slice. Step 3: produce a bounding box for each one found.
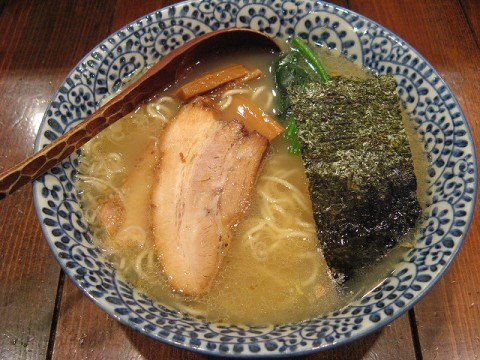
[98,139,160,247]
[151,97,268,296]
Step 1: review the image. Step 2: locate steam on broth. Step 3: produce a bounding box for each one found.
[76,43,424,326]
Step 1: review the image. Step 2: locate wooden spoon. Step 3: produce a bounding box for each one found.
[0,28,280,199]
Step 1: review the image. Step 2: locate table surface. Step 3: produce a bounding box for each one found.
[0,0,478,359]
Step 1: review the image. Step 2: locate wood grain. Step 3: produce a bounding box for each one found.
[0,1,59,358]
[0,0,116,359]
[461,0,480,45]
[0,188,58,360]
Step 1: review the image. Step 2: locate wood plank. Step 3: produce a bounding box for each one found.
[0,0,116,359]
[0,0,36,166]
[0,1,59,358]
[349,0,480,359]
[0,189,58,360]
[0,0,119,168]
[460,0,480,44]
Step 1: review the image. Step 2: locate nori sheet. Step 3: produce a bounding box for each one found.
[288,75,421,282]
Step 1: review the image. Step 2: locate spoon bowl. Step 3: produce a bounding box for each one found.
[0,27,280,199]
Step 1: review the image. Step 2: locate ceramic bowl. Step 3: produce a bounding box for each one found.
[33,0,477,357]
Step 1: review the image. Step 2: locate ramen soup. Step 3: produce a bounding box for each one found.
[76,44,426,326]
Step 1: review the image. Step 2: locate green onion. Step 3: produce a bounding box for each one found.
[291,37,329,83]
[284,117,301,155]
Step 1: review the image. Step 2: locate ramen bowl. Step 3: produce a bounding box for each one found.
[33,0,477,357]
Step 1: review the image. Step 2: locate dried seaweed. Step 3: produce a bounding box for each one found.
[288,75,421,281]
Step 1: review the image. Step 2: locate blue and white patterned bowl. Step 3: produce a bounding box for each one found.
[33,0,477,357]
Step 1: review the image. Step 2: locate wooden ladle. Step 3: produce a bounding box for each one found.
[0,28,280,199]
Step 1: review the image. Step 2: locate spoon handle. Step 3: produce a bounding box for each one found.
[0,28,279,200]
[0,108,118,199]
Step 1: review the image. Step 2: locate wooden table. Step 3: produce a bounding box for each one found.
[0,0,478,359]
